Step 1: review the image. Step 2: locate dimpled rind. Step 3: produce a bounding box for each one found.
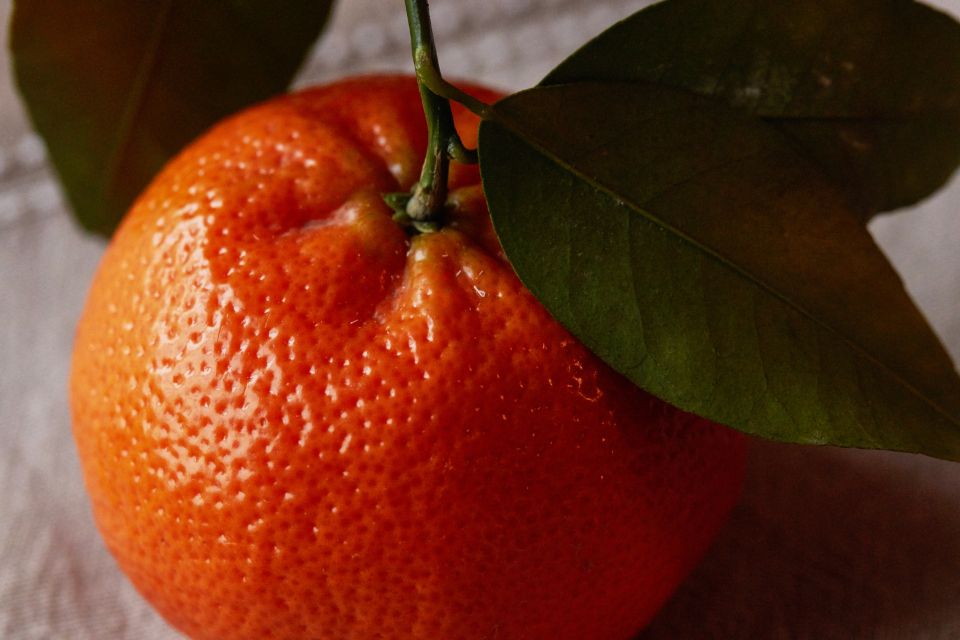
[70,75,747,640]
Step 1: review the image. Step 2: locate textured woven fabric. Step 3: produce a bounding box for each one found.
[1,1,959,638]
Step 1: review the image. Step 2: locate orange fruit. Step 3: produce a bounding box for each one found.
[70,75,747,640]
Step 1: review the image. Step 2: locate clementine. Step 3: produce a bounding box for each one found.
[70,75,747,640]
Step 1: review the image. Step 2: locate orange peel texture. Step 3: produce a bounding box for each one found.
[70,75,747,640]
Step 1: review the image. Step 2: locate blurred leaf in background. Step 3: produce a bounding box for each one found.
[11,0,336,235]
[545,0,960,220]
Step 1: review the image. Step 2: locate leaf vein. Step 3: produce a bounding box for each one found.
[487,107,960,429]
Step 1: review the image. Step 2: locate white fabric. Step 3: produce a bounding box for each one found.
[1,1,959,638]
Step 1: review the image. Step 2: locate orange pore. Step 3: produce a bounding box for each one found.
[70,75,747,640]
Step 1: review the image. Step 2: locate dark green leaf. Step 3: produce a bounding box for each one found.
[11,0,335,236]
[544,0,960,218]
[479,82,960,459]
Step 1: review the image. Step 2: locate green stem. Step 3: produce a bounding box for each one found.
[401,0,482,227]
[412,51,490,121]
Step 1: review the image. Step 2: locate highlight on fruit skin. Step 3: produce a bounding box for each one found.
[69,75,747,640]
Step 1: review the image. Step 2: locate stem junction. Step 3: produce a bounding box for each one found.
[388,0,489,233]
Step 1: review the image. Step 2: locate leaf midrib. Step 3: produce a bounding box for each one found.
[103,0,175,206]
[485,94,960,429]
[762,111,960,122]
